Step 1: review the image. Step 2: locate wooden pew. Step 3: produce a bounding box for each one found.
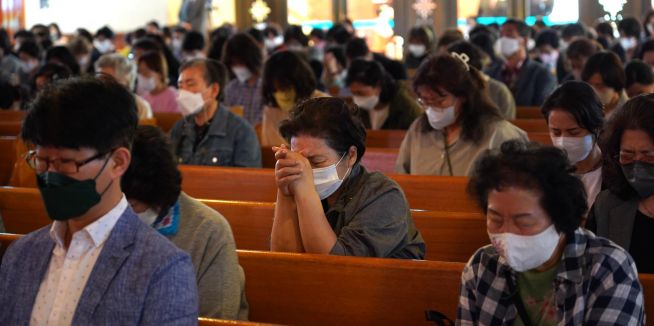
[0,137,17,185]
[0,110,26,121]
[260,145,399,173]
[153,112,183,133]
[365,129,406,148]
[516,106,542,119]
[0,232,19,262]
[198,318,276,325]
[511,119,548,133]
[0,121,21,136]
[239,250,465,325]
[529,132,553,146]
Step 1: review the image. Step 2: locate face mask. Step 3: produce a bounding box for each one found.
[619,37,637,50]
[352,95,379,111]
[526,38,535,51]
[177,89,205,116]
[20,59,38,73]
[78,55,90,68]
[621,161,654,198]
[36,156,111,221]
[495,37,521,58]
[559,40,569,52]
[172,38,183,51]
[408,44,426,57]
[137,74,157,94]
[273,89,296,112]
[596,89,616,106]
[426,105,456,130]
[488,224,561,272]
[551,135,594,164]
[539,51,558,67]
[313,153,350,200]
[137,208,159,226]
[231,66,253,83]
[571,69,582,81]
[93,39,115,54]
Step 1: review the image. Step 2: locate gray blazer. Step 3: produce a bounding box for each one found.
[588,189,638,251]
[487,58,556,107]
[0,208,199,325]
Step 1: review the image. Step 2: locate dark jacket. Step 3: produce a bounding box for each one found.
[359,83,422,130]
[487,58,557,106]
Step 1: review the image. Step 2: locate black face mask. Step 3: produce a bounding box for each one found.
[621,161,654,198]
[36,156,112,221]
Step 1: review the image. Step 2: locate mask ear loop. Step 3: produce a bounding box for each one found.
[336,151,353,180]
[94,150,115,196]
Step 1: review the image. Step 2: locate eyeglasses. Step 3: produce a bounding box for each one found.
[617,151,654,165]
[25,150,112,174]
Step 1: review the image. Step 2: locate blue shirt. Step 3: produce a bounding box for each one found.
[171,104,262,168]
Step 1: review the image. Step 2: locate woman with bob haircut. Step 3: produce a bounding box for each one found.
[395,53,527,176]
[581,51,627,117]
[459,140,644,325]
[271,97,425,258]
[587,94,654,273]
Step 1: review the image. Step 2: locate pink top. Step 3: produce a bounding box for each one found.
[143,86,181,113]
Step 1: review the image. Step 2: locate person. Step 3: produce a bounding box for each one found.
[458,140,645,325]
[638,39,654,66]
[486,18,556,106]
[171,58,261,167]
[344,37,407,81]
[560,23,586,53]
[137,51,181,113]
[581,51,627,117]
[16,40,41,91]
[260,51,328,147]
[345,59,422,130]
[533,29,562,79]
[95,53,153,120]
[613,17,642,62]
[181,30,206,62]
[122,125,248,319]
[0,28,21,85]
[270,96,425,258]
[448,41,516,120]
[564,38,601,81]
[179,0,209,34]
[587,94,654,274]
[435,29,464,54]
[321,46,349,97]
[625,59,654,98]
[395,53,527,176]
[541,81,604,209]
[33,63,71,92]
[45,46,80,75]
[93,26,116,55]
[67,36,94,74]
[404,25,435,70]
[0,77,198,324]
[221,33,264,126]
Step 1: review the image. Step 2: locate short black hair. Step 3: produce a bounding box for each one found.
[182,31,205,52]
[470,31,497,60]
[279,97,366,164]
[503,18,529,38]
[246,27,265,44]
[310,28,325,40]
[345,59,396,104]
[618,17,642,38]
[13,29,35,41]
[625,60,654,89]
[18,40,40,59]
[467,140,587,235]
[344,37,369,60]
[601,94,654,200]
[541,81,604,138]
[535,29,559,49]
[95,26,115,40]
[45,46,80,75]
[0,28,11,54]
[436,29,464,49]
[75,28,94,43]
[325,46,347,68]
[222,33,263,76]
[326,24,352,45]
[132,37,163,53]
[283,25,308,46]
[595,22,614,38]
[261,51,316,107]
[122,125,181,212]
[35,63,72,86]
[581,51,625,92]
[179,58,228,101]
[21,76,138,152]
[638,39,654,59]
[408,25,435,48]
[447,40,484,70]
[566,38,601,60]
[561,23,586,40]
[0,81,20,109]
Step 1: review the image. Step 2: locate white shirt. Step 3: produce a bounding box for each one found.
[30,196,128,326]
[580,167,602,211]
[368,105,390,130]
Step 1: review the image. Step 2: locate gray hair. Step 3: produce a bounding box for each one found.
[94,54,137,90]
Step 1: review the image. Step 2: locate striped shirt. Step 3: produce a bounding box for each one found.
[223,78,263,126]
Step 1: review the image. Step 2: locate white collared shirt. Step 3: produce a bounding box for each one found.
[30,195,128,326]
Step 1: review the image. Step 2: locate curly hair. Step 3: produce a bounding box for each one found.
[600,94,654,200]
[122,125,182,212]
[279,97,366,164]
[467,140,587,235]
[412,53,501,144]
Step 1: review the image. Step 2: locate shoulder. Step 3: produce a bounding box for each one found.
[178,193,232,232]
[488,119,527,140]
[3,226,52,260]
[353,169,407,207]
[121,213,192,268]
[571,229,638,280]
[224,109,256,135]
[462,244,504,284]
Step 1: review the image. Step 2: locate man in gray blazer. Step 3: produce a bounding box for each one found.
[0,77,198,325]
[179,0,210,33]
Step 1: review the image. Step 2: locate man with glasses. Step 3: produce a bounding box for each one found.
[0,77,198,324]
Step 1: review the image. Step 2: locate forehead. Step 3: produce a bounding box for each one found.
[620,129,654,149]
[547,109,581,128]
[416,85,450,98]
[487,186,546,216]
[587,73,604,85]
[290,134,333,155]
[501,23,520,36]
[35,146,95,158]
[179,66,205,82]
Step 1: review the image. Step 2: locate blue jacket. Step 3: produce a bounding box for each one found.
[171,104,262,168]
[486,58,556,107]
[0,208,199,325]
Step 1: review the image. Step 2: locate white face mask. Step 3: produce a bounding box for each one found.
[137,74,157,94]
[352,95,379,111]
[488,224,561,272]
[408,44,427,57]
[313,153,350,200]
[539,51,559,67]
[93,39,115,54]
[495,37,521,58]
[426,105,456,130]
[551,135,594,164]
[176,89,205,116]
[619,37,637,50]
[231,66,253,83]
[172,38,183,52]
[137,208,159,226]
[559,40,569,52]
[20,59,38,73]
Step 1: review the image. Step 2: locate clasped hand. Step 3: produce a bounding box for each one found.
[273,144,314,196]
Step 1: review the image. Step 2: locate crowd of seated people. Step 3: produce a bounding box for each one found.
[1,13,654,325]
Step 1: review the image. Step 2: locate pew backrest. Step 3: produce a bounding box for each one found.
[511,119,548,133]
[0,137,17,185]
[153,112,183,133]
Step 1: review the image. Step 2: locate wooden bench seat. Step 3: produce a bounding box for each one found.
[511,119,548,133]
[153,112,183,132]
[516,106,543,119]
